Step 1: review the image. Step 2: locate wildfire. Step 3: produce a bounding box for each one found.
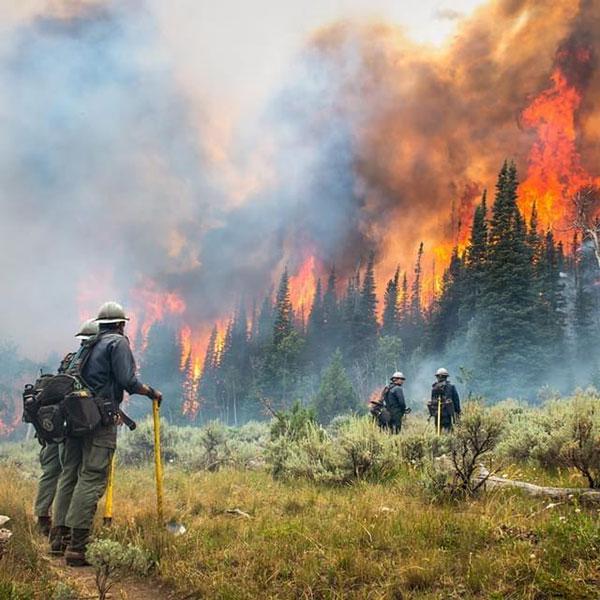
[129,280,186,354]
[179,321,228,418]
[519,48,600,234]
[288,255,318,314]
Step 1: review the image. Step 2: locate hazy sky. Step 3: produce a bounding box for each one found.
[151,0,487,117]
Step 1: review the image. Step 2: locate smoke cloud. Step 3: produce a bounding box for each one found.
[0,0,599,362]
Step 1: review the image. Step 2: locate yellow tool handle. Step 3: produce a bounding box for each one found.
[104,453,115,524]
[437,397,442,436]
[152,398,164,522]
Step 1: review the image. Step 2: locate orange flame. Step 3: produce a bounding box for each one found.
[519,59,600,234]
[129,280,186,354]
[289,255,318,314]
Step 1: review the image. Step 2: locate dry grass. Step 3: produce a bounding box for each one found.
[1,445,599,599]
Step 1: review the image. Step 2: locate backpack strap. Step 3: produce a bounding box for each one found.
[66,334,103,387]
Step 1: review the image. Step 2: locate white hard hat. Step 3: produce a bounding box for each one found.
[75,318,99,339]
[435,368,449,377]
[95,301,129,324]
[391,371,406,380]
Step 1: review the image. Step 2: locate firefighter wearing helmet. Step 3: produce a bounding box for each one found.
[51,301,163,566]
[370,371,410,434]
[34,319,100,538]
[428,368,461,432]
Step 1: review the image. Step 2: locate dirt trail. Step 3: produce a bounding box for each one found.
[44,555,179,600]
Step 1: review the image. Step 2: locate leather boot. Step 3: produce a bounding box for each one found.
[65,528,91,567]
[37,515,52,537]
[49,526,70,556]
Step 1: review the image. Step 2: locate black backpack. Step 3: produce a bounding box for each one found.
[22,337,116,442]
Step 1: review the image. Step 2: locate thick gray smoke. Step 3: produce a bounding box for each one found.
[0,3,374,359]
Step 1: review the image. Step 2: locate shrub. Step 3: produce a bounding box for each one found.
[270,401,317,442]
[335,418,400,483]
[86,539,152,600]
[118,418,181,465]
[267,416,402,484]
[559,396,600,488]
[449,401,504,495]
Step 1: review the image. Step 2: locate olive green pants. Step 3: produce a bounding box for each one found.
[34,441,64,517]
[52,426,116,530]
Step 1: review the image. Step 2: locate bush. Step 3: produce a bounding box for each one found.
[86,539,152,600]
[559,395,600,488]
[398,420,447,466]
[267,416,402,484]
[270,401,317,442]
[449,401,504,495]
[118,418,181,465]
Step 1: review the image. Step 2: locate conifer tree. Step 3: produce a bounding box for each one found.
[273,268,293,344]
[477,160,537,387]
[462,191,488,321]
[427,247,465,353]
[356,252,379,349]
[382,267,400,337]
[322,266,341,354]
[198,325,219,419]
[256,293,274,346]
[313,349,359,424]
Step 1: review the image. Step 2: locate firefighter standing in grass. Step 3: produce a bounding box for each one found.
[51,302,163,566]
[428,368,461,432]
[385,372,409,434]
[34,319,98,537]
[370,372,410,433]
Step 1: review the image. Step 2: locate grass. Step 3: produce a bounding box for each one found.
[2,455,598,599]
[1,416,599,600]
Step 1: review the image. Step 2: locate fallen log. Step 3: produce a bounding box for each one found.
[478,468,600,503]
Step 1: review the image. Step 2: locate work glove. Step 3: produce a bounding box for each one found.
[145,385,163,406]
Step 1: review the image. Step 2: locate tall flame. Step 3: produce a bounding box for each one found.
[519,48,600,233]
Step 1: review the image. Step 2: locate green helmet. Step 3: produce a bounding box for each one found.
[95,301,129,324]
[75,319,99,338]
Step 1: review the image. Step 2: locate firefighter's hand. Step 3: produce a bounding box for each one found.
[144,385,163,406]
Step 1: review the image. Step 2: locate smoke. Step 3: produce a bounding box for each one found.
[1,0,599,363]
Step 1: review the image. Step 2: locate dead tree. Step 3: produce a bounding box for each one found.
[570,186,600,268]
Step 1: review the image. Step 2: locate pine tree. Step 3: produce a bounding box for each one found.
[306,278,325,367]
[322,266,341,355]
[356,252,379,350]
[198,325,219,419]
[462,191,488,321]
[313,349,359,424]
[398,271,409,326]
[256,292,274,346]
[273,269,293,344]
[427,247,465,353]
[140,322,185,423]
[382,267,400,337]
[477,160,538,389]
[535,231,567,368]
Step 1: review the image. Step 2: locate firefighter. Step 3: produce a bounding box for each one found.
[37,319,98,538]
[385,371,408,434]
[428,368,461,432]
[51,302,162,566]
